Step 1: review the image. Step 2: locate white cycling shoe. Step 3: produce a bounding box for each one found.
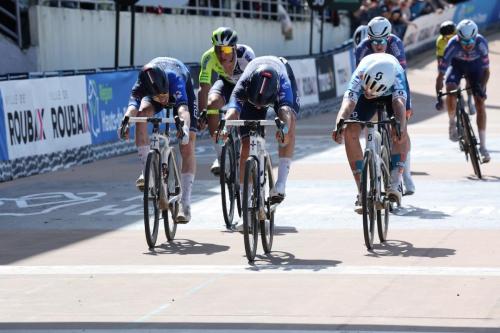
[388,183,403,207]
[176,203,191,224]
[480,147,491,163]
[210,158,220,176]
[136,173,145,192]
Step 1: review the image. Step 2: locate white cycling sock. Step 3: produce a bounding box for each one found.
[390,168,403,192]
[181,173,194,206]
[479,130,486,149]
[213,141,222,160]
[276,158,291,193]
[137,145,149,171]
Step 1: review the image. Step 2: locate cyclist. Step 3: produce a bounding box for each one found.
[332,53,409,213]
[197,27,255,176]
[219,56,299,204]
[435,19,490,162]
[435,20,476,116]
[353,24,368,48]
[118,57,198,223]
[355,16,415,195]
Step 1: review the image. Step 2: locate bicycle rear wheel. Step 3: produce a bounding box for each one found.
[377,146,390,243]
[361,150,376,250]
[220,137,236,229]
[243,158,259,262]
[144,151,160,248]
[261,156,275,254]
[461,112,482,179]
[163,152,178,241]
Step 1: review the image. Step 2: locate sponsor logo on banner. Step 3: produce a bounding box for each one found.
[453,0,498,28]
[86,71,138,144]
[288,58,319,106]
[0,76,91,160]
[333,50,353,98]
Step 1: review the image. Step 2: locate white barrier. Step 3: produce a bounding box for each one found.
[288,58,319,106]
[0,76,91,160]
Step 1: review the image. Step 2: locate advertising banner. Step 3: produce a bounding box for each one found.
[403,7,455,53]
[315,54,336,101]
[86,70,138,144]
[333,50,353,98]
[0,76,91,160]
[288,58,319,106]
[453,0,500,29]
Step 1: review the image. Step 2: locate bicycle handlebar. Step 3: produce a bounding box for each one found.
[127,116,185,138]
[336,117,401,139]
[215,118,285,144]
[437,86,471,98]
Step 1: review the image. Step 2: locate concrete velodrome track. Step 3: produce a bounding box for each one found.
[0,33,499,332]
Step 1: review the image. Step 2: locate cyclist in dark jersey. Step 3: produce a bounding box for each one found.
[221,56,300,204]
[118,57,198,223]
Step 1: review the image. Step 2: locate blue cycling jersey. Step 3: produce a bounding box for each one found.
[345,53,408,103]
[131,57,191,109]
[438,35,489,74]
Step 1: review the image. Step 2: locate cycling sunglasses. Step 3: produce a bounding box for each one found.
[370,38,388,46]
[218,45,234,54]
[459,37,475,46]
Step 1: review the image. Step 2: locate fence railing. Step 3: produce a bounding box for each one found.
[36,0,312,22]
[0,0,22,48]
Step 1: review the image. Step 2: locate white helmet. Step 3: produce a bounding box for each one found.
[367,16,392,39]
[353,25,368,48]
[362,58,396,97]
[456,19,478,40]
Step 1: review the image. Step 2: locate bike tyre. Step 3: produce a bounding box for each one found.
[261,156,275,254]
[220,137,236,229]
[243,158,259,262]
[163,152,178,241]
[461,112,482,179]
[143,151,160,248]
[361,150,376,250]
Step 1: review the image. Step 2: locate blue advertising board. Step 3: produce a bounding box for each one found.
[453,0,499,29]
[86,70,138,144]
[0,89,8,161]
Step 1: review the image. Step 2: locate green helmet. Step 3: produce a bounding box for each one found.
[211,27,238,46]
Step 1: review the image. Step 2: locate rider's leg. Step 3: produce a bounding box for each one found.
[207,93,225,169]
[275,110,296,196]
[133,101,156,190]
[344,123,364,192]
[465,77,476,115]
[474,90,489,161]
[403,110,415,194]
[445,66,461,141]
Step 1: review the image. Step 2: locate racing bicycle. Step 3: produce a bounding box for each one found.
[127,114,184,248]
[217,118,285,263]
[438,87,482,179]
[336,115,400,250]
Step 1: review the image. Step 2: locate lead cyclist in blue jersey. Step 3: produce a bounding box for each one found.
[220,56,299,204]
[332,53,409,213]
[118,57,198,223]
[435,19,490,162]
[355,16,415,195]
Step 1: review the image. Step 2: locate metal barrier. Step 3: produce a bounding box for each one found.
[36,0,311,22]
[0,0,23,48]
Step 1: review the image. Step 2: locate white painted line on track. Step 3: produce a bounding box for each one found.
[0,330,478,333]
[1,265,500,276]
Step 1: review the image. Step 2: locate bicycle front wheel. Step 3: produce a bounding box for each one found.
[144,151,160,248]
[220,137,236,229]
[361,150,376,250]
[261,156,275,254]
[163,152,178,241]
[377,146,390,243]
[461,112,482,179]
[243,158,259,263]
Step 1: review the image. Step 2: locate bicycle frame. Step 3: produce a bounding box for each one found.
[128,116,182,205]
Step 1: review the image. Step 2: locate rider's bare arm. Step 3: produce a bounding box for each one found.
[481,68,490,89]
[335,98,356,125]
[224,107,240,121]
[277,106,293,129]
[197,83,211,113]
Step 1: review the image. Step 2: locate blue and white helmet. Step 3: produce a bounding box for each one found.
[456,19,478,40]
[353,25,368,48]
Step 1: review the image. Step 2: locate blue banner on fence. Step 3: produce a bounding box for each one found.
[453,0,500,29]
[86,70,138,144]
[0,90,9,161]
